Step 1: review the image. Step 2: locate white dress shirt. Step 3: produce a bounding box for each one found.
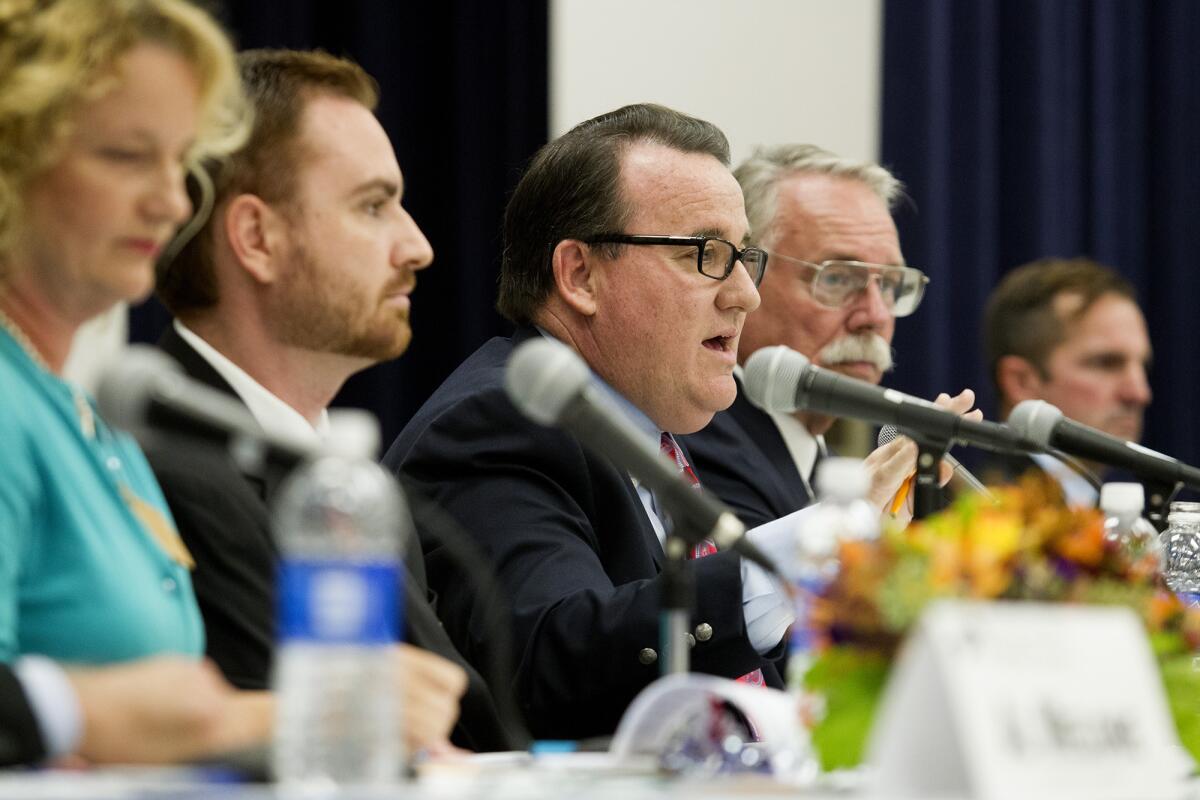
[174,320,330,445]
[1031,451,1099,508]
[768,409,827,499]
[734,364,826,496]
[14,656,80,760]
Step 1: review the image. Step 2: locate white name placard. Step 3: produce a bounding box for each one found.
[867,600,1191,799]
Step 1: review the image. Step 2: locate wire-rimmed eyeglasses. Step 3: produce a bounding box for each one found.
[771,253,929,317]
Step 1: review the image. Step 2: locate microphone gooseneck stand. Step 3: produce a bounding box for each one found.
[908,432,950,520]
[661,533,694,677]
[1142,480,1182,533]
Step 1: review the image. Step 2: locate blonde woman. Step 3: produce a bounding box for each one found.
[0,1,469,767]
[0,0,269,764]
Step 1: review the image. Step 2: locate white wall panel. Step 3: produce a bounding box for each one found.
[551,0,882,165]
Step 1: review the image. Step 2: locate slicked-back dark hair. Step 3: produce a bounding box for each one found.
[157,48,378,316]
[984,256,1137,393]
[496,103,730,325]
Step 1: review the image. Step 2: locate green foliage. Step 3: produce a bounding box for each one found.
[1160,653,1200,765]
[804,647,890,771]
[804,473,1200,771]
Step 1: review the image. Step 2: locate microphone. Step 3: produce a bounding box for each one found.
[97,346,321,473]
[877,424,997,502]
[744,345,1035,455]
[504,337,781,577]
[1007,400,1200,491]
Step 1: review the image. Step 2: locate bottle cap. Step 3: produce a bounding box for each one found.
[815,457,870,500]
[325,408,381,460]
[1099,482,1144,514]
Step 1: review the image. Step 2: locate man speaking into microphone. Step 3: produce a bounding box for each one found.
[385,104,806,740]
[683,144,979,528]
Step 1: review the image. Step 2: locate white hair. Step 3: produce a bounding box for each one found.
[734,143,904,245]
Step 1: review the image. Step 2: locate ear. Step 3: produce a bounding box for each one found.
[223,194,286,285]
[995,355,1045,405]
[550,239,599,317]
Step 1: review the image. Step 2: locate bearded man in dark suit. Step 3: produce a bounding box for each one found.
[150,49,512,753]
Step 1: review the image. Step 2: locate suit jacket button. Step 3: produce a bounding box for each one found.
[638,647,658,665]
[686,633,696,648]
[694,623,713,642]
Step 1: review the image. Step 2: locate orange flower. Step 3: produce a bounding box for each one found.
[1147,592,1180,631]
[1052,513,1106,567]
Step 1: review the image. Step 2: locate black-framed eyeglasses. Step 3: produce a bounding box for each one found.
[582,234,769,287]
[770,253,929,317]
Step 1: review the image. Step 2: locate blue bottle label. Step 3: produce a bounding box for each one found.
[1176,591,1200,608]
[277,559,401,644]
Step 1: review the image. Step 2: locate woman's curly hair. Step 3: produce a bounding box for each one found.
[0,0,252,261]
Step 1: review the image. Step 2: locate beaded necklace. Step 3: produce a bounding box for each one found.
[0,302,96,439]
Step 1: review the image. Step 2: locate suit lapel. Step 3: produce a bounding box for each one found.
[512,326,667,569]
[157,324,280,499]
[158,324,241,398]
[617,469,665,570]
[726,383,813,509]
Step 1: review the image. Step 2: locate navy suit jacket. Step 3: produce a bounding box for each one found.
[146,325,514,751]
[383,327,783,740]
[682,380,814,530]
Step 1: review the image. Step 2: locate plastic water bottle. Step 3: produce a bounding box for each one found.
[271,411,409,788]
[786,457,879,687]
[808,457,879,546]
[1161,500,1200,605]
[782,458,879,783]
[1099,483,1161,569]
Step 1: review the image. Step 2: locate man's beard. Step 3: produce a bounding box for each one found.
[816,332,894,376]
[268,242,411,361]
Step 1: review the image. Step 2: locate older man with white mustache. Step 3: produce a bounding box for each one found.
[685,144,976,528]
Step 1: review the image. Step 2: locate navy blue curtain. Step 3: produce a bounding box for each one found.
[131,0,547,447]
[880,0,1200,466]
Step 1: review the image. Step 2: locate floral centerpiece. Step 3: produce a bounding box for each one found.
[803,473,1200,771]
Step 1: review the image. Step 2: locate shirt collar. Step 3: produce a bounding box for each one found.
[1031,451,1099,508]
[173,320,330,447]
[532,326,661,447]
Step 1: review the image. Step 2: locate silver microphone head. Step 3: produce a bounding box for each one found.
[878,422,997,501]
[95,345,187,433]
[505,337,591,426]
[743,345,811,413]
[877,424,901,447]
[1006,399,1063,449]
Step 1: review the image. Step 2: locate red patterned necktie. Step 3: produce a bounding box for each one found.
[659,433,765,687]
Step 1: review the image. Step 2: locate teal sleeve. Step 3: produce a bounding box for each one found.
[0,405,37,662]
